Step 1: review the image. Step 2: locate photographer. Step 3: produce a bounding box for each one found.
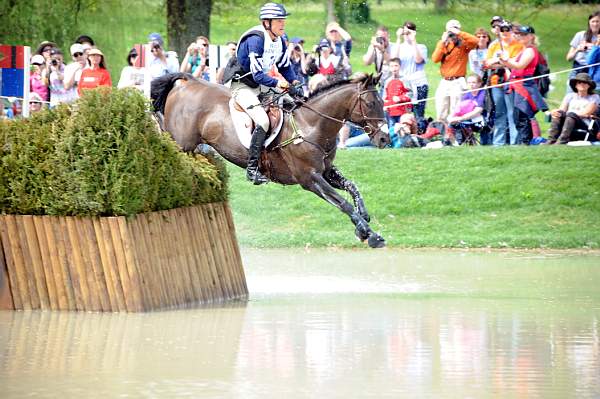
[362,26,392,82]
[48,49,77,106]
[289,37,308,95]
[180,36,210,81]
[147,33,179,82]
[431,19,478,122]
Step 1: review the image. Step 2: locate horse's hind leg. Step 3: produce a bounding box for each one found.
[324,166,371,222]
[304,171,385,248]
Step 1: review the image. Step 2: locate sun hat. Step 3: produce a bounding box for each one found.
[87,48,104,57]
[147,32,164,46]
[569,72,597,94]
[30,54,45,65]
[326,21,341,33]
[70,43,84,56]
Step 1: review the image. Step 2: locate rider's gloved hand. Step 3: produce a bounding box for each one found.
[276,79,289,90]
[287,84,304,98]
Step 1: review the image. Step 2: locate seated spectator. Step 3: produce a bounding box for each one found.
[63,43,87,99]
[147,33,179,81]
[469,28,490,78]
[180,36,210,81]
[48,49,78,106]
[446,74,487,144]
[324,21,352,78]
[382,58,412,147]
[118,48,145,91]
[362,26,392,82]
[546,72,599,144]
[29,54,49,103]
[78,48,112,96]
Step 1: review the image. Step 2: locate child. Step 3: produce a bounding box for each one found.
[383,58,412,147]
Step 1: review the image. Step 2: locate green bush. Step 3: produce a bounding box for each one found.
[0,88,227,216]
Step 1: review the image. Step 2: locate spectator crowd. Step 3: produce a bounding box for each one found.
[2,10,600,147]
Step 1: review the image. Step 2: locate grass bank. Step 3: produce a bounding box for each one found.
[227,146,600,249]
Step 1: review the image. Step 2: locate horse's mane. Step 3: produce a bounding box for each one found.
[307,72,374,100]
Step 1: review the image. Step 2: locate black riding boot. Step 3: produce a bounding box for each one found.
[246,125,269,185]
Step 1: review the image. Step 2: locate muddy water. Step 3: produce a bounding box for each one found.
[1,249,599,398]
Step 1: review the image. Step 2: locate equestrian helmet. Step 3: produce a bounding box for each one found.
[259,3,290,20]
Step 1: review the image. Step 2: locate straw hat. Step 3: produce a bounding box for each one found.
[87,48,104,57]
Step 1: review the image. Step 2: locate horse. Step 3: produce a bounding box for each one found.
[151,72,390,248]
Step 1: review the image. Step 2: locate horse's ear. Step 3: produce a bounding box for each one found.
[372,72,382,86]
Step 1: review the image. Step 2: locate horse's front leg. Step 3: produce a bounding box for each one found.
[324,166,370,222]
[303,171,385,248]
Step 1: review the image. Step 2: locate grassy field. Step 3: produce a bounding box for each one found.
[227,146,600,249]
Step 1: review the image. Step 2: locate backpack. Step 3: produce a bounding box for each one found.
[533,50,551,98]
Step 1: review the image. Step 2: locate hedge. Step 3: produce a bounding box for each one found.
[0,88,227,216]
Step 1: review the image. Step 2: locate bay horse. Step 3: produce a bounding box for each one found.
[151,72,389,248]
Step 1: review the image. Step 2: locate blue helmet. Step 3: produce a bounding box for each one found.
[259,3,289,20]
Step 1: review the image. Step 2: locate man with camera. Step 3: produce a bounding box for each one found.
[147,32,179,82]
[362,26,392,82]
[431,19,478,122]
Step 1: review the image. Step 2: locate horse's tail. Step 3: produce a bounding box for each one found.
[150,72,194,114]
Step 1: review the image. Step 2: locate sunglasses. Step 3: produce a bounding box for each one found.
[42,47,52,52]
[152,45,161,50]
[73,52,83,57]
[32,63,42,66]
[500,27,512,32]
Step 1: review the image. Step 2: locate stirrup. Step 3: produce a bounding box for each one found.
[246,168,269,185]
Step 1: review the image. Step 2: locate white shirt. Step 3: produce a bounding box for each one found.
[148,51,179,80]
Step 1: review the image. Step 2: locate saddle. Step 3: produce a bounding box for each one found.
[229,98,285,149]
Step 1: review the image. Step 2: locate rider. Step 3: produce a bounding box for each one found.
[224,2,301,185]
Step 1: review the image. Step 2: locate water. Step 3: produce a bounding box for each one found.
[1,249,599,398]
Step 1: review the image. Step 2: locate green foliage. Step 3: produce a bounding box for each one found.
[0,88,227,216]
[335,0,370,26]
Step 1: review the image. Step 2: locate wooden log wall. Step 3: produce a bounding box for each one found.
[0,202,248,312]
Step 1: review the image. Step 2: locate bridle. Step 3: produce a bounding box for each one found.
[295,83,385,138]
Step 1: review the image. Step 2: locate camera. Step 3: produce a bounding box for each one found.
[376,37,385,45]
[51,59,58,66]
[294,45,301,51]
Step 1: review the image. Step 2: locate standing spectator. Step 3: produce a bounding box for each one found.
[48,49,77,106]
[180,36,210,81]
[117,48,145,91]
[391,21,428,130]
[288,37,309,95]
[63,43,87,100]
[217,41,238,84]
[382,58,412,147]
[500,25,547,145]
[566,11,600,81]
[34,41,57,60]
[362,26,392,82]
[78,48,112,96]
[485,20,523,146]
[147,33,179,81]
[308,39,343,92]
[29,54,49,104]
[469,28,490,78]
[546,73,599,144]
[324,21,352,77]
[34,41,56,102]
[75,35,95,48]
[431,19,479,122]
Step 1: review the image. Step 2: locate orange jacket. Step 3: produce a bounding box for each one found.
[431,31,479,78]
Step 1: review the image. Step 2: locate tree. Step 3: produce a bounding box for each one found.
[167,0,212,58]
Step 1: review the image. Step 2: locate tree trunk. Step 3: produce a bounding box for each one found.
[167,0,212,58]
[435,0,448,12]
[327,0,335,22]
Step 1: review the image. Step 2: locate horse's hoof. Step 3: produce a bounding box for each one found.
[355,227,369,241]
[367,234,386,248]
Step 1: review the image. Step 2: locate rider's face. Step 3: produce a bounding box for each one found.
[270,18,286,37]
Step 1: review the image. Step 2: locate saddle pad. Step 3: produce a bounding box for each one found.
[228,99,285,149]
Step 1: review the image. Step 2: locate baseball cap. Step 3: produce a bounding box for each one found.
[516,25,535,34]
[147,32,164,46]
[445,19,461,31]
[490,16,504,26]
[30,54,45,65]
[290,37,304,44]
[70,43,84,56]
[319,38,331,49]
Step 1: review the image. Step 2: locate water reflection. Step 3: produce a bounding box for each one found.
[0,249,599,398]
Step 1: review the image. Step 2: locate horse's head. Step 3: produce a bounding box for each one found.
[348,73,389,149]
